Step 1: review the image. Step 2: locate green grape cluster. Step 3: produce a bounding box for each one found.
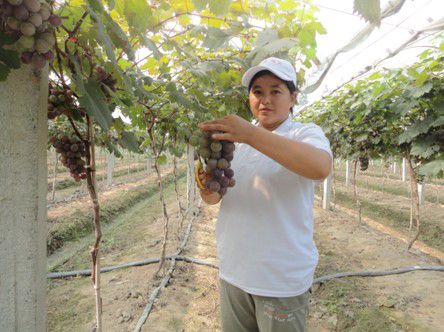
[0,0,61,69]
[96,66,117,102]
[50,134,87,182]
[359,156,369,171]
[189,130,236,196]
[47,86,77,119]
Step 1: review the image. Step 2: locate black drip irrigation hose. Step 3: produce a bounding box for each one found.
[49,260,444,283]
[312,265,444,283]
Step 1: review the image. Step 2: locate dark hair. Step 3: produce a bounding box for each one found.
[247,70,298,114]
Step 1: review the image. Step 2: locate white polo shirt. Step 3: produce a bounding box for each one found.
[216,117,332,297]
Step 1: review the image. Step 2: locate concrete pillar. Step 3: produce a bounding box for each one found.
[345,160,350,186]
[146,152,152,174]
[0,66,48,331]
[107,152,115,186]
[323,174,332,210]
[418,183,425,205]
[402,158,407,182]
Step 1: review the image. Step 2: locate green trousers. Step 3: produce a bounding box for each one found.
[219,278,310,332]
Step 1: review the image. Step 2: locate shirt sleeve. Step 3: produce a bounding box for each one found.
[290,122,333,158]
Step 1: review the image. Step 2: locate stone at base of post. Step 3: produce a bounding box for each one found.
[0,65,48,331]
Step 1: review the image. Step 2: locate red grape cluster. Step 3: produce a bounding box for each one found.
[359,156,369,171]
[47,87,76,119]
[0,0,61,69]
[189,130,236,196]
[50,134,87,182]
[96,66,117,102]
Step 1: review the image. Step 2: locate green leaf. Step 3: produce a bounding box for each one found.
[353,0,381,26]
[0,31,16,47]
[298,30,315,47]
[410,137,440,158]
[255,29,279,47]
[78,78,114,131]
[103,11,135,61]
[208,0,232,17]
[124,0,151,33]
[105,141,123,158]
[0,49,20,69]
[107,0,115,10]
[202,27,233,50]
[410,82,433,98]
[419,160,444,178]
[121,131,141,153]
[192,0,208,11]
[158,154,167,165]
[86,0,104,13]
[169,91,192,108]
[87,8,117,68]
[0,63,11,81]
[398,115,435,144]
[141,36,163,59]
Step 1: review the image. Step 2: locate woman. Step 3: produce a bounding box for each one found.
[198,57,332,332]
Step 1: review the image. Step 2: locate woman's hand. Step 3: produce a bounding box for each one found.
[199,114,256,144]
[196,166,222,205]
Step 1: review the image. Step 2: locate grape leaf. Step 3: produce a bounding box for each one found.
[0,63,11,82]
[0,49,20,69]
[202,27,233,50]
[410,137,440,158]
[419,160,444,178]
[353,0,381,26]
[121,131,141,153]
[192,0,208,11]
[105,141,123,158]
[78,78,114,131]
[169,91,192,108]
[87,8,117,68]
[141,36,163,60]
[209,0,232,17]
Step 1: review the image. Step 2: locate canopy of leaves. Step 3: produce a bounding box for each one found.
[302,34,444,179]
[34,0,327,157]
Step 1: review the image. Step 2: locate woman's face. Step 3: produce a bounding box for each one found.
[249,74,297,131]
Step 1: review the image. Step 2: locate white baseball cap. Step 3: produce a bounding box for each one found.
[242,57,297,88]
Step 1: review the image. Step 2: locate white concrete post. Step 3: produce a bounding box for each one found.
[418,183,425,205]
[0,66,48,331]
[107,152,115,186]
[323,174,332,210]
[345,160,350,186]
[146,151,152,175]
[402,158,407,182]
[393,162,397,174]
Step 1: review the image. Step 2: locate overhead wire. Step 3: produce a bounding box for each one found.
[298,0,434,35]
[327,0,435,76]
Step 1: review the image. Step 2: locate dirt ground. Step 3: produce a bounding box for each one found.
[47,175,444,332]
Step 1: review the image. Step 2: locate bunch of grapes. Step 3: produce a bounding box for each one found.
[47,87,76,119]
[359,156,369,171]
[96,66,117,102]
[189,130,236,196]
[0,0,61,69]
[50,134,87,182]
[435,130,444,150]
